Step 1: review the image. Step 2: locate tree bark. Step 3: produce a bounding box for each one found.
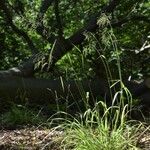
[0,77,150,109]
[0,77,107,105]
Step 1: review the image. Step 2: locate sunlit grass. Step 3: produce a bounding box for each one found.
[48,97,143,150]
[53,110,139,150]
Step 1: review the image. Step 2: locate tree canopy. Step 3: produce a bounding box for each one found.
[0,0,149,78]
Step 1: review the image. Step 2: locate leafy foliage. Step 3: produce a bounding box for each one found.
[0,0,149,79]
[0,104,45,129]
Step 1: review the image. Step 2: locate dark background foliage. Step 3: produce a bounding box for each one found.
[0,0,149,79]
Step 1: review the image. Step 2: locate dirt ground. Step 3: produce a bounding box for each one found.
[0,126,150,150]
[0,127,64,150]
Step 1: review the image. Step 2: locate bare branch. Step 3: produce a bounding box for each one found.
[135,40,150,54]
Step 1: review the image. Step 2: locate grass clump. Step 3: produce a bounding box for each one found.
[0,104,45,129]
[55,99,141,150]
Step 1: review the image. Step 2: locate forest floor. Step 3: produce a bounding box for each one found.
[0,126,63,150]
[0,126,150,150]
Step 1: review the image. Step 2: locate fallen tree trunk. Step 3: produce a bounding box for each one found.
[0,77,108,108]
[0,77,150,109]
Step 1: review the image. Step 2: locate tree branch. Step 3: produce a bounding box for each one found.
[54,0,63,37]
[47,0,121,69]
[39,0,55,15]
[0,1,38,54]
[111,15,150,27]
[36,0,56,43]
[48,9,149,70]
[0,54,44,77]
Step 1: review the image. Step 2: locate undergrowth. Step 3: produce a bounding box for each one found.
[0,104,45,129]
[0,14,148,150]
[48,15,147,150]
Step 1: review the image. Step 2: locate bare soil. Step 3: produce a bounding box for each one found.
[0,127,63,150]
[0,126,150,149]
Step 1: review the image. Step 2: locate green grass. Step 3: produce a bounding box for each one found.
[47,91,143,150]
[50,23,144,149]
[0,16,147,150]
[0,104,45,128]
[54,101,142,150]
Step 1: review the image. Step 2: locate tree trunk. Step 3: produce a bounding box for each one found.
[0,77,107,109]
[0,77,150,110]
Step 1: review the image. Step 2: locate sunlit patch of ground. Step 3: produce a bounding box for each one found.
[0,127,63,150]
[137,130,150,150]
[0,126,150,149]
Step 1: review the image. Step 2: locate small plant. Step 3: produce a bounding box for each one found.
[48,16,143,149]
[58,101,140,150]
[0,104,45,129]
